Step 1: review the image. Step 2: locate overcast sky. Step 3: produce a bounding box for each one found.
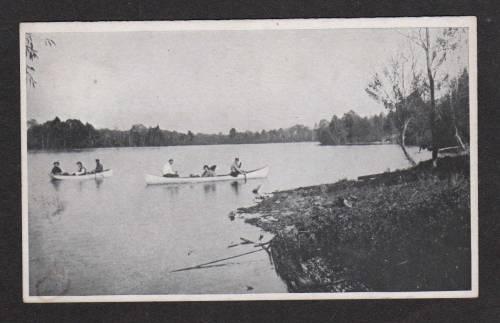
[26,28,467,133]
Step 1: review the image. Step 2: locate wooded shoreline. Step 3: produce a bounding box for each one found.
[27,141,419,152]
[26,110,404,150]
[237,156,471,292]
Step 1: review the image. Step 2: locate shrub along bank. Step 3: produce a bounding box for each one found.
[237,156,471,292]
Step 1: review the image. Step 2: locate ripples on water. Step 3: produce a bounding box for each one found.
[27,143,430,295]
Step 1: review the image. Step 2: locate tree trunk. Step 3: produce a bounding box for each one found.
[455,126,466,150]
[425,28,439,167]
[400,118,417,166]
[449,80,467,150]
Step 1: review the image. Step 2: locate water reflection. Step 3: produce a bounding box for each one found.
[50,177,105,191]
[95,178,104,189]
[50,179,61,191]
[203,183,216,193]
[230,181,240,195]
[163,185,179,196]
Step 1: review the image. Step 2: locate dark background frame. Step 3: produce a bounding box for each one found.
[1,1,499,322]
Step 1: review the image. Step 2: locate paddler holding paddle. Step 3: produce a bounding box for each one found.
[94,159,104,173]
[88,159,104,174]
[230,157,246,177]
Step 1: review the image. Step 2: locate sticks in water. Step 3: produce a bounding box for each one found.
[170,249,265,273]
[171,236,274,273]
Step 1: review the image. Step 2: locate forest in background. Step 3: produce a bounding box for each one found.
[28,66,468,151]
[27,109,411,150]
[27,65,468,151]
[27,120,317,150]
[317,68,469,149]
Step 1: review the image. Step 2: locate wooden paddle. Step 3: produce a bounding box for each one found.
[240,162,247,182]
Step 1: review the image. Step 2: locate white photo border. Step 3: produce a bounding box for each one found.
[20,16,478,303]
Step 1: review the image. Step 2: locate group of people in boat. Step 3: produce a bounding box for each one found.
[51,156,244,178]
[162,157,245,178]
[51,159,104,176]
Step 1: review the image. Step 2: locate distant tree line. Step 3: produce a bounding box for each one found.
[27,119,316,150]
[316,111,393,145]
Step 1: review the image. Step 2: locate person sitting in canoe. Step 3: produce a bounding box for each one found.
[73,161,87,176]
[51,161,62,175]
[87,159,104,174]
[163,158,179,177]
[230,157,245,177]
[201,165,216,177]
[95,159,104,173]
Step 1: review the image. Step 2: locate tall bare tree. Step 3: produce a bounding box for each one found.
[448,75,467,150]
[366,48,423,166]
[400,27,466,166]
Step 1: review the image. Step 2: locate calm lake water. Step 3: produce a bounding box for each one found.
[28,142,430,296]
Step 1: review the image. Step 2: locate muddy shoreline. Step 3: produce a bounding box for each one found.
[237,156,471,292]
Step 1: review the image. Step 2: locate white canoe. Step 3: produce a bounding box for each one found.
[50,169,113,180]
[145,166,269,185]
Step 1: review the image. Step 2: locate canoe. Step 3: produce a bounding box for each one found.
[145,166,269,185]
[50,169,113,180]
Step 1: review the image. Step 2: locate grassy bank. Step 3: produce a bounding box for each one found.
[237,156,471,292]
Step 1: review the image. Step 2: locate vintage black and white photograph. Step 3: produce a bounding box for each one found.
[21,18,477,302]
